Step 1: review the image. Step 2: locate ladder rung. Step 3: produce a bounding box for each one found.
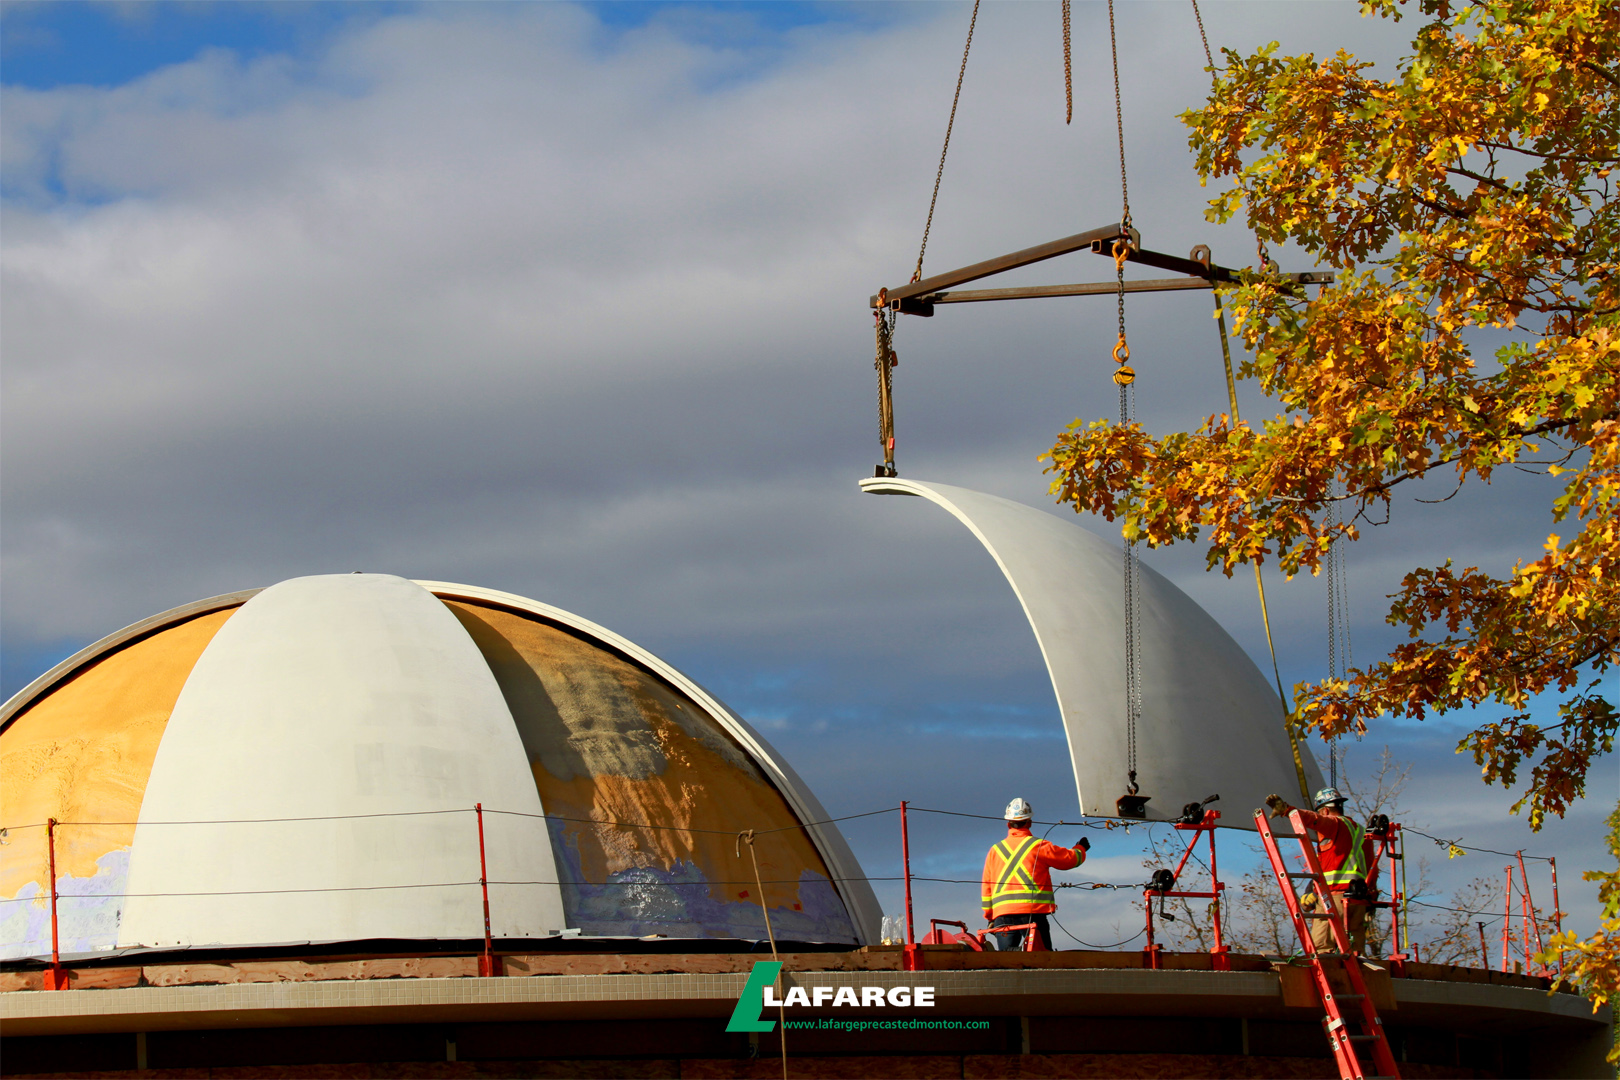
[1286,872,1318,878]
[1326,993,1365,1001]
[1301,912,1333,919]
[1348,1034,1379,1041]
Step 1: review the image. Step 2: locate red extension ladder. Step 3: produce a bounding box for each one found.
[1254,808,1401,1080]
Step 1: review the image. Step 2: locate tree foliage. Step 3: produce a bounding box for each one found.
[1045,0,1617,1014]
[1047,0,1618,825]
[1544,802,1620,1059]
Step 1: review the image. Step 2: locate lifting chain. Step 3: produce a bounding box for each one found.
[1191,0,1214,74]
[1106,0,1132,235]
[914,0,981,284]
[1111,240,1134,387]
[1062,0,1073,125]
[1107,0,1142,807]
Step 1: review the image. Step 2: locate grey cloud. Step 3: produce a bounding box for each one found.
[3,2,1609,934]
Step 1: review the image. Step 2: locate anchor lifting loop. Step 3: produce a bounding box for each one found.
[874,307,898,478]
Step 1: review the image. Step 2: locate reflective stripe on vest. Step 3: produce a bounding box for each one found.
[987,837,1053,906]
[1321,820,1368,887]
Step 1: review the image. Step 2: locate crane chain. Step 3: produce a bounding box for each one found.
[914,0,982,284]
[1062,0,1073,125]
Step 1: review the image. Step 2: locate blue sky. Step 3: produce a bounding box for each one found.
[0,2,906,91]
[1,0,1611,949]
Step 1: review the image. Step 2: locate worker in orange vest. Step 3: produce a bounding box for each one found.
[981,798,1089,951]
[1265,787,1378,953]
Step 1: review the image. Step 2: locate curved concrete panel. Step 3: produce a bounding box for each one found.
[861,477,1322,824]
[118,575,564,948]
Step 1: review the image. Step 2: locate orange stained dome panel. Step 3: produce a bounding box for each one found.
[444,601,839,924]
[0,608,239,899]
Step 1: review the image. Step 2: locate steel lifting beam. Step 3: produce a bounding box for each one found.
[871,223,1134,315]
[871,226,1333,316]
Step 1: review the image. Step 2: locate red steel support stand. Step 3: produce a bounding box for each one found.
[43,818,69,991]
[1501,866,1514,972]
[475,804,498,977]
[1141,810,1227,970]
[1367,822,1408,974]
[1549,856,1563,974]
[1516,851,1545,973]
[900,801,922,972]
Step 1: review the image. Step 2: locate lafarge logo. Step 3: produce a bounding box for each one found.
[726,961,936,1033]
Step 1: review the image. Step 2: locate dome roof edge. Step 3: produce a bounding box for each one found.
[0,588,265,733]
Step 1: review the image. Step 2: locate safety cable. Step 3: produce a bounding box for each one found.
[485,806,899,836]
[0,882,481,902]
[0,874,1159,905]
[910,806,1114,829]
[8,809,1553,865]
[30,808,469,828]
[1325,478,1353,790]
[1050,912,1147,950]
[1190,0,1308,799]
[1402,828,1553,862]
[1407,897,1546,919]
[1211,289,1309,801]
[913,0,982,284]
[20,806,900,837]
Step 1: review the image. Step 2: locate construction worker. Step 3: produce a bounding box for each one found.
[981,798,1089,951]
[1265,787,1377,954]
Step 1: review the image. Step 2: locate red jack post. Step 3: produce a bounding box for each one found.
[1549,856,1564,975]
[1141,808,1227,971]
[900,801,922,972]
[475,803,498,977]
[1516,850,1546,975]
[43,818,69,991]
[1365,818,1409,973]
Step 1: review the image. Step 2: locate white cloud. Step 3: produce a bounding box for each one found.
[3,2,1608,932]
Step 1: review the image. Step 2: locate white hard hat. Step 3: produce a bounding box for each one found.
[1004,798,1034,821]
[1313,787,1347,809]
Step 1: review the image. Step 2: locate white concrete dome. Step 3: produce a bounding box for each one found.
[0,575,877,960]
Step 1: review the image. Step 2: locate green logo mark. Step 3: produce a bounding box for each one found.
[725,961,783,1033]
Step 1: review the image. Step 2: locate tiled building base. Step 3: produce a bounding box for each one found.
[8,1054,1501,1080]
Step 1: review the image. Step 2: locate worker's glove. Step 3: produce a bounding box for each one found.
[1077,836,1091,852]
[1264,794,1292,819]
[1300,891,1319,911]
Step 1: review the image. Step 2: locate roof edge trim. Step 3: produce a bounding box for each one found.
[0,589,264,733]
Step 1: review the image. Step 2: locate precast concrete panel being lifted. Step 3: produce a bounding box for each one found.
[861,477,1323,824]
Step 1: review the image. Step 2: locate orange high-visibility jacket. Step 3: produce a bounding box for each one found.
[981,828,1083,918]
[1296,808,1377,895]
